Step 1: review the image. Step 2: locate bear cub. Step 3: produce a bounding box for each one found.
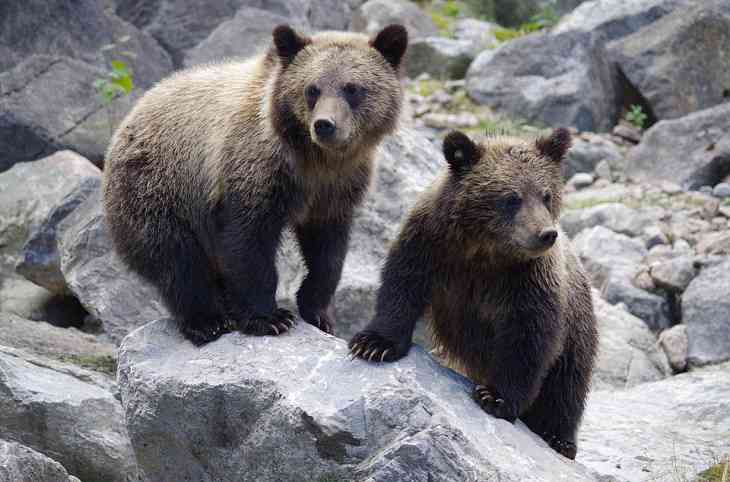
[103,24,408,345]
[350,129,598,459]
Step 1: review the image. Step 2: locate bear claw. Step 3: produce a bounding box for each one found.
[348,332,398,363]
[239,308,296,336]
[181,319,231,346]
[547,435,577,460]
[473,385,515,422]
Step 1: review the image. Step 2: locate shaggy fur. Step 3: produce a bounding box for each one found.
[349,129,598,459]
[103,25,408,345]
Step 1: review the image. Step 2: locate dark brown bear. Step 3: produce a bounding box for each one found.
[349,129,598,459]
[103,25,408,345]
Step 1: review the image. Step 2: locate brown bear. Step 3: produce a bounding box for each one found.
[103,24,408,345]
[349,129,598,460]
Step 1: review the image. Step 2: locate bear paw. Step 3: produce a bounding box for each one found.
[547,435,577,460]
[239,308,296,336]
[181,318,232,346]
[473,385,517,422]
[349,331,400,362]
[301,306,334,335]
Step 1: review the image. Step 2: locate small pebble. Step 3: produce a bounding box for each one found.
[712,182,730,198]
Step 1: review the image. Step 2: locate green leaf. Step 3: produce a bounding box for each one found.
[111,74,133,95]
[111,60,129,75]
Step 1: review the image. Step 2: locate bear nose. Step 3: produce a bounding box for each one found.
[314,118,336,139]
[538,228,558,248]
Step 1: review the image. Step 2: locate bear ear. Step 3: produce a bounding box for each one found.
[443,131,480,174]
[536,127,572,163]
[370,24,408,69]
[273,25,310,67]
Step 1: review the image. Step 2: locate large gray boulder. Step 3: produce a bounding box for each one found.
[118,319,602,482]
[579,361,730,481]
[57,190,169,345]
[0,0,172,167]
[465,30,618,132]
[609,1,730,121]
[452,18,498,54]
[0,150,101,274]
[682,260,730,366]
[626,103,730,189]
[592,295,669,390]
[351,0,438,39]
[0,439,80,482]
[563,134,625,180]
[0,347,137,482]
[554,0,692,42]
[406,37,474,80]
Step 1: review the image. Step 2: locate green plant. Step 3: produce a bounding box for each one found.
[625,104,648,129]
[442,0,460,17]
[529,5,560,29]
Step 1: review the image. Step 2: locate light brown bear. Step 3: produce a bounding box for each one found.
[103,24,408,345]
[350,129,598,459]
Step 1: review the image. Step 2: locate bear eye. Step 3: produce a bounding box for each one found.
[498,193,522,217]
[342,83,365,108]
[543,191,552,205]
[305,85,320,109]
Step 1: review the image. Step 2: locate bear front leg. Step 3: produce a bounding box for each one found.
[218,210,295,336]
[294,217,353,335]
[349,225,434,362]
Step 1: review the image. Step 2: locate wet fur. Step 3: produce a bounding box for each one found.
[350,130,598,459]
[103,26,406,344]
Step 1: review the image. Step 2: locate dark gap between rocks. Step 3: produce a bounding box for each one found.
[615,66,657,129]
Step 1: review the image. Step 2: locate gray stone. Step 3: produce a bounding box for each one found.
[567,173,595,190]
[0,313,116,368]
[560,203,655,238]
[451,18,498,54]
[563,184,630,209]
[57,189,169,345]
[351,0,438,39]
[0,151,101,274]
[695,231,730,255]
[564,134,625,179]
[421,112,479,129]
[0,439,80,482]
[649,256,696,293]
[184,8,308,68]
[465,30,619,132]
[0,347,137,482]
[407,37,474,80]
[579,362,730,481]
[573,226,671,330]
[593,160,612,180]
[658,324,688,372]
[642,224,669,250]
[609,1,730,121]
[118,319,602,482]
[626,103,730,190]
[592,295,669,390]
[554,0,692,42]
[612,122,642,144]
[713,182,730,198]
[0,0,173,167]
[682,260,730,366]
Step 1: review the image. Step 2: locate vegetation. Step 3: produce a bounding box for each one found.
[697,458,729,482]
[94,36,136,135]
[625,104,649,130]
[59,354,117,376]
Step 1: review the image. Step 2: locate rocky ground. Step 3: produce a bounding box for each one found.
[1,0,730,481]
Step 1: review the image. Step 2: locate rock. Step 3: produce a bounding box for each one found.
[118,319,602,481]
[567,173,595,190]
[451,18,498,54]
[695,231,730,255]
[0,347,137,482]
[57,189,169,345]
[277,128,442,341]
[642,224,669,249]
[0,151,101,274]
[682,260,730,366]
[609,1,730,121]
[658,324,688,372]
[421,112,479,129]
[0,439,80,482]
[465,30,618,132]
[592,295,669,390]
[563,183,629,209]
[554,0,692,42]
[0,0,173,167]
[16,160,101,295]
[184,8,307,68]
[0,273,89,328]
[659,180,683,195]
[579,362,730,480]
[564,134,625,180]
[406,37,474,80]
[560,203,657,238]
[573,226,671,330]
[351,0,438,39]
[612,122,642,144]
[626,103,730,189]
[649,256,696,292]
[0,313,116,369]
[593,160,612,180]
[713,182,730,198]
